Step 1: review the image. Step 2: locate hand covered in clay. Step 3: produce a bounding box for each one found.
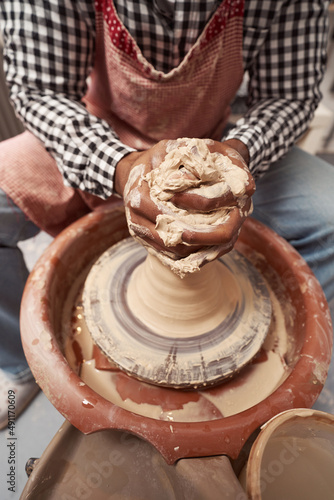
[114,140,202,258]
[115,137,255,276]
[169,139,255,249]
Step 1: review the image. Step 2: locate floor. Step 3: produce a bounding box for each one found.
[1,14,334,500]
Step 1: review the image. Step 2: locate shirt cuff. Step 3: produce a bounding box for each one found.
[224,123,269,178]
[63,138,136,199]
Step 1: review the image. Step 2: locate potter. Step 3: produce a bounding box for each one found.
[2,1,333,495]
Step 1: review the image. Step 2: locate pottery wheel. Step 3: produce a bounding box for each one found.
[82,237,272,389]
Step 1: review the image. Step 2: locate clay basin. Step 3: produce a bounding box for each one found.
[20,201,332,464]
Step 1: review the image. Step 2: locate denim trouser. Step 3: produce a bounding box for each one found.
[1,146,334,401]
[0,191,39,379]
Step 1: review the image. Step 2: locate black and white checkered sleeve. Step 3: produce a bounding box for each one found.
[0,0,134,198]
[224,0,330,178]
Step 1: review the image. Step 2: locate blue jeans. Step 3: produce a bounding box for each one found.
[0,189,40,379]
[252,146,334,307]
[252,147,334,414]
[1,147,334,393]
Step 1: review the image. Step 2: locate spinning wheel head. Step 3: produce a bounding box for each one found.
[82,238,272,389]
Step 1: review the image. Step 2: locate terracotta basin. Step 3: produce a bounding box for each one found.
[20,201,332,464]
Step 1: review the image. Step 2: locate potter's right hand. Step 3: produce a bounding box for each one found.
[114,140,203,258]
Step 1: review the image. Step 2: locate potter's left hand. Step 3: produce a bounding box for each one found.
[170,139,255,250]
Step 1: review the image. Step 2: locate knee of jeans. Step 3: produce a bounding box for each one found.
[0,189,40,246]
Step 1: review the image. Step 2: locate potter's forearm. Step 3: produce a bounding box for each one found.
[223,139,250,166]
[226,1,328,178]
[223,97,319,178]
[114,151,144,197]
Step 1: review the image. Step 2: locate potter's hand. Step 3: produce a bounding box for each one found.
[114,138,255,264]
[171,139,252,211]
[166,139,255,252]
[114,140,202,257]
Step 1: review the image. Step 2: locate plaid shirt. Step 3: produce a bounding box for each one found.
[0,0,329,198]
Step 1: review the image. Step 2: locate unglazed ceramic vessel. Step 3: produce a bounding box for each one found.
[20,201,333,464]
[244,409,334,499]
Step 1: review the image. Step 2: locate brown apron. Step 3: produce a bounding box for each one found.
[0,0,244,236]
